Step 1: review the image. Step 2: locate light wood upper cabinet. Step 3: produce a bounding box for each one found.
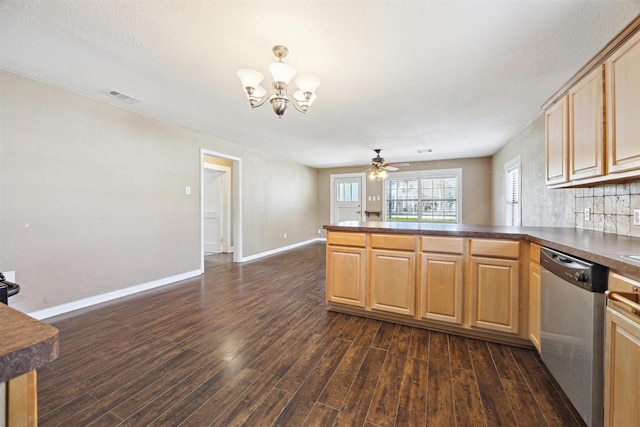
[569,65,606,181]
[545,96,569,185]
[607,29,640,175]
[544,17,640,186]
[369,249,416,316]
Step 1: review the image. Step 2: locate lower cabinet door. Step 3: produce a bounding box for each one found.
[470,256,520,334]
[528,261,541,352]
[369,249,416,316]
[419,253,463,324]
[326,245,366,307]
[604,305,640,427]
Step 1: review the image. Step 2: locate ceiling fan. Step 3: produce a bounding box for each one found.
[369,149,409,179]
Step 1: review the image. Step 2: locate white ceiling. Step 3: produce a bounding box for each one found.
[2,1,639,168]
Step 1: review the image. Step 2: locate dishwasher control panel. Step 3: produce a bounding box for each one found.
[540,247,607,293]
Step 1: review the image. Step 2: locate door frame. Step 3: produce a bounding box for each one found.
[203,164,231,253]
[200,149,242,271]
[329,172,366,223]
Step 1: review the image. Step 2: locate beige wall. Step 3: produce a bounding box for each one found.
[317,156,493,233]
[0,70,318,313]
[492,113,575,227]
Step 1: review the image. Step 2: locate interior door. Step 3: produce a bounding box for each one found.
[204,169,223,253]
[333,176,363,222]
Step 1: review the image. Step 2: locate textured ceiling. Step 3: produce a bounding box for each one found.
[2,1,640,168]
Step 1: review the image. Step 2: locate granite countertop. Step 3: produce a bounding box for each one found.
[0,303,58,382]
[324,221,640,278]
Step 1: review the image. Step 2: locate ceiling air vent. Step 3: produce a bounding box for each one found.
[104,90,140,104]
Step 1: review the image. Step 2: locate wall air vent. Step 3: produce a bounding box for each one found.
[103,90,140,104]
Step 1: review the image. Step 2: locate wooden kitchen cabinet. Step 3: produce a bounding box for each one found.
[469,239,520,335]
[545,95,569,185]
[418,236,464,325]
[6,370,37,427]
[326,232,366,308]
[606,29,640,175]
[569,66,605,181]
[604,272,640,427]
[528,243,541,352]
[543,17,640,186]
[369,234,416,317]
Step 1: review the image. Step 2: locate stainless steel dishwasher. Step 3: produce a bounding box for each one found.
[540,247,607,427]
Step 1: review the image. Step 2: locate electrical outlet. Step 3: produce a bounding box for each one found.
[634,209,640,225]
[584,208,590,221]
[318,229,322,234]
[283,232,287,239]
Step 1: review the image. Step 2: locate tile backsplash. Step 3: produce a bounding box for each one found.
[575,182,640,237]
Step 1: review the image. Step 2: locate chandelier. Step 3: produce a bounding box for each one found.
[237,45,320,118]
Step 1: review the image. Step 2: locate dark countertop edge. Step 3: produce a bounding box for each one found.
[324,222,640,279]
[0,304,59,383]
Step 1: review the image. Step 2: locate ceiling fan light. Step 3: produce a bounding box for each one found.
[295,74,320,93]
[237,69,264,89]
[268,62,296,84]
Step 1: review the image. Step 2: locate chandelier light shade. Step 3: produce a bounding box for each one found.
[237,45,320,118]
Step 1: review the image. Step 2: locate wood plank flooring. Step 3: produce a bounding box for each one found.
[37,242,585,426]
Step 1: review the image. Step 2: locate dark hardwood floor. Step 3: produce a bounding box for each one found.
[204,253,234,270]
[37,242,585,426]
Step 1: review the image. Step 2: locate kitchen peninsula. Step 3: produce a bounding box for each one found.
[324,221,640,347]
[1,304,58,426]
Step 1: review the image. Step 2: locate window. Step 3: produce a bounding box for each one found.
[384,169,461,223]
[337,180,359,202]
[505,157,521,226]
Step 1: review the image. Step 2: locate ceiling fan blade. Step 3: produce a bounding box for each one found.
[386,162,410,167]
[382,165,399,172]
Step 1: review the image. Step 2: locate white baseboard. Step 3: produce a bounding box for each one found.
[29,239,328,320]
[29,269,201,320]
[242,238,325,262]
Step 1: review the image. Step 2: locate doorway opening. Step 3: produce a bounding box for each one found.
[200,149,242,271]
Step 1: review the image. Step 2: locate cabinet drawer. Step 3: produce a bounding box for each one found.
[421,236,464,254]
[370,234,415,251]
[609,271,640,294]
[327,232,366,247]
[530,243,541,263]
[470,239,520,259]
